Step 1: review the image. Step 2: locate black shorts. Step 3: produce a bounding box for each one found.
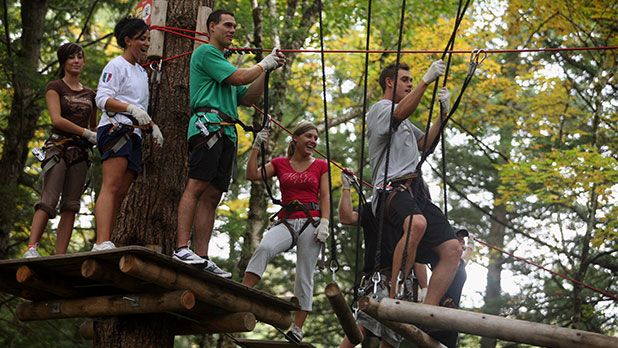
[188,134,235,192]
[386,188,457,263]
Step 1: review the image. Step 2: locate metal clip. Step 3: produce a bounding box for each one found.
[329,259,340,283]
[122,296,140,307]
[32,147,46,162]
[371,272,381,299]
[195,117,210,137]
[352,305,359,320]
[468,49,487,76]
[395,271,405,299]
[46,302,60,313]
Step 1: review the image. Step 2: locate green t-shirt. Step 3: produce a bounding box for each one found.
[188,44,248,143]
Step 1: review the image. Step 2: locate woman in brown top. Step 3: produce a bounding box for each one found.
[23,42,98,258]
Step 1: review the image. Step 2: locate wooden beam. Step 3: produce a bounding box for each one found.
[234,339,317,348]
[81,259,145,292]
[16,290,195,321]
[16,265,80,298]
[359,297,445,348]
[325,282,364,345]
[118,254,293,329]
[366,297,618,348]
[175,312,256,335]
[194,6,211,50]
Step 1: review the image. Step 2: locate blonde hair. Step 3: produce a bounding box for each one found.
[287,120,318,157]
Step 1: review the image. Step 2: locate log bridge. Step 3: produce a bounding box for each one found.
[0,246,301,339]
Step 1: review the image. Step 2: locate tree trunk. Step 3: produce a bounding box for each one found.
[0,0,48,259]
[480,202,506,348]
[96,1,212,347]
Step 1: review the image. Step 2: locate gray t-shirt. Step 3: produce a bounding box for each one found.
[367,99,425,208]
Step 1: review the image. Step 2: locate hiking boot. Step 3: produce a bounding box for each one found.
[91,241,116,251]
[285,325,304,343]
[23,244,40,258]
[173,246,207,265]
[202,257,232,278]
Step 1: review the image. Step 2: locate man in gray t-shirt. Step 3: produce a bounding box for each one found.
[367,61,463,313]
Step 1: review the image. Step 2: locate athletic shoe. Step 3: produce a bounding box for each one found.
[285,325,304,343]
[91,241,116,251]
[23,244,40,258]
[173,246,207,265]
[202,257,232,278]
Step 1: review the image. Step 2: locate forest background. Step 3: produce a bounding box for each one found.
[0,0,616,347]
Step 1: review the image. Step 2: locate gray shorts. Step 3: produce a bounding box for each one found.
[34,148,88,218]
[357,280,404,348]
[245,218,321,311]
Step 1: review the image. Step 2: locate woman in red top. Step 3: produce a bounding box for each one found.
[243,121,330,343]
[23,42,97,258]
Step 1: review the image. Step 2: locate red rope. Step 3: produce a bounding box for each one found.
[251,105,373,188]
[473,237,618,301]
[150,25,210,39]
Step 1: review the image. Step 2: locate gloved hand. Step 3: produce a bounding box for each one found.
[467,233,475,248]
[258,48,282,72]
[252,129,269,150]
[419,287,428,303]
[82,129,97,145]
[127,104,151,126]
[314,218,329,243]
[152,124,164,148]
[341,170,356,190]
[438,87,450,115]
[422,59,446,84]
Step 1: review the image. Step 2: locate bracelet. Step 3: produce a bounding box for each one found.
[257,64,265,72]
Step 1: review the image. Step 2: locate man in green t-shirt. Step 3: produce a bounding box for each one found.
[173,9,284,277]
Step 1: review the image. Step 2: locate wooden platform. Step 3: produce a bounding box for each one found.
[235,339,316,348]
[0,246,299,333]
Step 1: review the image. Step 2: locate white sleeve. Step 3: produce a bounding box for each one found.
[95,59,125,110]
[367,100,395,139]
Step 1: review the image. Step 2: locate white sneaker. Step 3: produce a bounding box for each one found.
[285,325,304,343]
[91,241,116,251]
[202,258,232,278]
[23,244,41,258]
[173,246,207,265]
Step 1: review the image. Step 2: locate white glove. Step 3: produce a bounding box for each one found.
[252,129,269,149]
[341,170,355,190]
[467,233,475,248]
[422,59,445,84]
[438,87,450,115]
[419,287,428,303]
[314,218,329,243]
[258,48,281,72]
[151,124,164,147]
[82,129,97,145]
[127,104,151,126]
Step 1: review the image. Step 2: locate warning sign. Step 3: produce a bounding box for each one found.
[135,0,153,25]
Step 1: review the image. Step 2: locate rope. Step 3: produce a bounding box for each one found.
[473,236,618,302]
[352,0,373,311]
[375,0,408,282]
[317,0,340,278]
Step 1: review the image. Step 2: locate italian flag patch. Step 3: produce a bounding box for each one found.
[102,72,112,83]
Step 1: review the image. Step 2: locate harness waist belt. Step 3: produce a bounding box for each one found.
[283,202,320,212]
[194,107,236,123]
[390,172,419,186]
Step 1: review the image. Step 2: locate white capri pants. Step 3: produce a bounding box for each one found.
[245,218,322,311]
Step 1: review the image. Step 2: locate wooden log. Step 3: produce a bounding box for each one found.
[194,6,211,50]
[147,0,168,60]
[80,320,94,339]
[119,254,292,329]
[81,259,145,292]
[359,297,445,348]
[369,297,618,348]
[234,339,317,348]
[16,265,80,298]
[175,312,256,335]
[16,290,195,321]
[325,282,364,345]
